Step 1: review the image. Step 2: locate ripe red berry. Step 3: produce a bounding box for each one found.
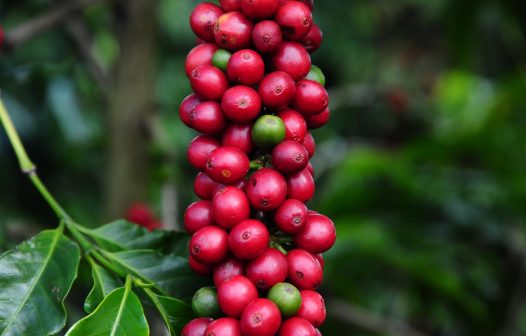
[179,94,204,128]
[273,199,308,234]
[185,43,218,77]
[287,168,315,202]
[241,0,280,20]
[272,42,311,81]
[227,49,265,85]
[287,249,323,290]
[189,226,229,264]
[214,11,253,51]
[184,200,214,234]
[214,257,245,287]
[205,146,250,184]
[213,178,248,196]
[295,214,336,254]
[271,140,309,174]
[278,317,317,336]
[189,101,228,135]
[305,161,314,176]
[194,172,221,200]
[275,1,313,41]
[220,0,242,12]
[258,71,296,110]
[217,275,258,317]
[314,254,324,269]
[187,136,221,171]
[302,23,323,53]
[189,255,215,276]
[205,317,242,336]
[190,3,223,42]
[278,109,308,142]
[212,186,250,229]
[302,132,316,157]
[293,80,329,116]
[240,298,282,336]
[252,20,283,54]
[190,65,230,101]
[229,219,270,260]
[297,290,326,327]
[222,123,255,154]
[306,107,330,129]
[125,202,153,227]
[246,248,288,290]
[247,168,287,211]
[221,86,262,123]
[182,317,213,336]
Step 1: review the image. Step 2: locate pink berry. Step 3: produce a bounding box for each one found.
[241,298,282,336]
[189,101,228,135]
[221,86,262,123]
[297,290,326,327]
[302,132,316,157]
[182,317,213,336]
[190,3,223,42]
[287,249,323,290]
[286,168,315,203]
[212,186,251,229]
[295,214,336,254]
[273,199,308,234]
[246,168,288,211]
[217,275,258,317]
[189,226,229,264]
[185,43,218,77]
[258,71,296,110]
[279,317,317,336]
[229,219,270,260]
[272,42,311,81]
[190,65,229,101]
[227,49,265,85]
[205,147,250,184]
[179,94,204,128]
[214,257,245,287]
[194,172,221,200]
[246,248,288,290]
[278,109,308,142]
[187,135,221,171]
[205,317,242,336]
[184,200,214,234]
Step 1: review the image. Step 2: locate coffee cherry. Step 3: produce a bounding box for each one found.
[221,123,255,153]
[293,79,329,116]
[229,219,270,259]
[302,132,316,157]
[241,0,280,20]
[252,20,283,54]
[184,200,214,234]
[205,317,242,336]
[275,1,313,41]
[246,248,288,290]
[190,65,230,101]
[286,168,315,202]
[189,255,215,276]
[296,290,326,327]
[295,214,336,254]
[305,65,325,86]
[267,282,302,317]
[302,24,323,53]
[219,0,242,12]
[252,115,286,149]
[192,287,221,317]
[190,3,223,42]
[179,94,205,128]
[278,317,317,336]
[194,172,221,200]
[182,317,213,336]
[186,43,219,77]
[218,275,258,317]
[214,12,253,50]
[227,49,265,85]
[212,186,250,229]
[187,135,221,171]
[272,42,311,81]
[190,226,229,264]
[246,168,287,211]
[287,249,323,290]
[305,161,314,176]
[221,86,262,123]
[205,147,250,184]
[271,140,309,174]
[259,71,296,109]
[306,107,330,129]
[278,109,308,142]
[214,257,245,287]
[295,0,314,11]
[189,101,228,135]
[314,254,324,269]
[273,199,308,234]
[240,298,282,336]
[212,49,232,71]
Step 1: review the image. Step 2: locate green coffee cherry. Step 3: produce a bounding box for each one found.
[212,49,232,71]
[267,282,302,317]
[191,287,221,317]
[251,115,286,149]
[306,65,326,86]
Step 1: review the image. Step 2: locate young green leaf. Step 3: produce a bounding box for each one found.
[144,290,194,335]
[0,228,80,336]
[84,262,121,313]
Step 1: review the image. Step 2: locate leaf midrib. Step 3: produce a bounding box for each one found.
[110,284,130,336]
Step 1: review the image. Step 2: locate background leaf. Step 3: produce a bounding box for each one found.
[84,262,121,313]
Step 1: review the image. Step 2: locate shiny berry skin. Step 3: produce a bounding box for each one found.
[212,49,232,71]
[214,11,253,51]
[278,109,308,142]
[297,0,314,10]
[179,94,204,128]
[205,147,250,184]
[267,282,302,317]
[247,168,287,211]
[272,42,311,81]
[287,249,323,290]
[275,1,313,41]
[190,65,229,101]
[279,317,317,336]
[182,317,213,336]
[295,214,336,254]
[187,135,221,171]
[189,255,215,276]
[192,286,221,317]
[241,0,280,20]
[293,80,329,116]
[287,168,315,202]
[220,0,242,11]
[190,3,223,42]
[189,101,228,135]
[258,71,296,110]
[205,317,242,336]
[221,86,262,123]
[252,20,283,54]
[314,254,324,269]
[229,219,269,259]
[251,115,286,149]
[227,49,265,85]
[302,23,323,53]
[302,133,316,157]
[240,298,282,336]
[184,200,214,234]
[246,248,288,290]
[297,290,326,327]
[273,199,308,234]
[194,172,221,200]
[222,123,255,154]
[190,226,229,264]
[271,140,309,174]
[217,275,258,317]
[306,107,330,129]
[185,43,218,77]
[212,186,251,229]
[214,257,245,287]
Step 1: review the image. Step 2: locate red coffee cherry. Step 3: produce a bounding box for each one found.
[305,161,314,176]
[275,1,313,41]
[194,172,221,200]
[271,140,309,175]
[182,317,213,336]
[246,248,288,290]
[184,200,214,234]
[293,79,329,116]
[302,23,323,53]
[295,214,336,254]
[189,101,228,135]
[179,93,204,127]
[247,168,287,211]
[214,11,254,51]
[220,0,242,11]
[278,109,308,142]
[227,49,265,85]
[286,168,315,203]
[297,290,326,327]
[306,107,330,129]
[272,42,311,81]
[187,135,221,171]
[185,43,218,77]
[273,199,308,234]
[190,65,229,101]
[302,132,316,157]
[241,298,282,336]
[213,178,248,196]
[214,257,245,287]
[190,3,223,42]
[189,255,215,276]
[205,146,250,184]
[189,226,229,264]
[221,86,262,123]
[212,186,251,229]
[222,123,255,154]
[258,71,296,110]
[279,317,317,336]
[229,219,270,260]
[217,275,258,317]
[241,0,280,20]
[287,249,323,290]
[205,317,242,336]
[252,20,283,54]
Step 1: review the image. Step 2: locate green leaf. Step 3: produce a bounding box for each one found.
[145,291,194,335]
[0,228,80,336]
[66,286,149,336]
[84,262,121,313]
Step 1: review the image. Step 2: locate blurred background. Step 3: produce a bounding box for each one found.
[1,0,526,335]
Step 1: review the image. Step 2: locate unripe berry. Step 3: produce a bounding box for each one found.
[229,219,270,260]
[205,317,242,336]
[293,79,329,116]
[297,290,326,327]
[214,11,253,51]
[190,65,230,101]
[221,85,262,123]
[189,226,229,264]
[227,49,265,85]
[246,168,287,211]
[212,48,232,70]
[246,248,288,290]
[205,146,250,184]
[240,298,282,336]
[287,249,323,290]
[217,275,258,317]
[275,1,313,41]
[182,317,213,336]
[214,257,245,287]
[278,317,317,336]
[185,43,218,77]
[184,200,214,234]
[221,123,255,154]
[271,140,309,174]
[212,186,250,229]
[272,42,311,81]
[252,20,283,54]
[259,71,296,110]
[190,3,223,42]
[267,282,302,317]
[306,65,326,86]
[251,115,286,149]
[273,199,308,234]
[192,286,221,317]
[295,214,336,254]
[278,109,308,142]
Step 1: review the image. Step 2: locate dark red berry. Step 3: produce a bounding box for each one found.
[314,254,324,269]
[182,317,213,336]
[305,161,314,176]
[259,71,296,110]
[240,298,282,336]
[214,11,253,51]
[246,248,288,290]
[293,79,329,116]
[295,214,336,254]
[227,49,265,85]
[205,147,250,184]
[297,0,314,10]
[229,219,269,260]
[241,0,280,20]
[214,257,245,287]
[272,42,311,81]
[190,65,230,101]
[287,249,323,290]
[213,178,248,196]
[273,199,308,234]
[179,94,204,127]
[212,186,250,229]
[287,168,315,202]
[185,43,218,77]
[275,1,313,41]
[271,140,309,174]
[187,135,221,171]
[190,3,223,42]
[189,255,214,276]
[297,290,326,327]
[279,317,317,336]
[189,226,229,264]
[252,20,283,54]
[302,133,316,157]
[247,168,287,211]
[302,23,323,53]
[189,101,228,135]
[184,200,214,234]
[194,172,221,200]
[278,109,308,142]
[217,275,258,317]
[222,123,255,154]
[306,107,330,129]
[221,86,262,123]
[220,0,242,11]
[205,317,242,336]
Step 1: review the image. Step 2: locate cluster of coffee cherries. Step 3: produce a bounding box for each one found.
[179,1,334,335]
